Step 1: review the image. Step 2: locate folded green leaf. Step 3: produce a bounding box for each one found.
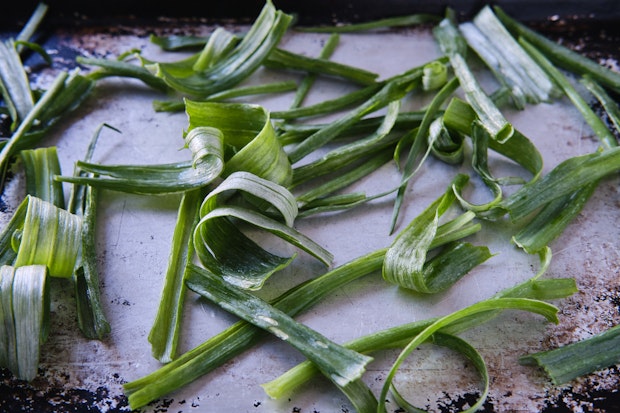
[384,174,488,292]
[12,196,82,278]
[186,100,292,186]
[145,2,292,97]
[0,265,50,381]
[57,125,225,194]
[377,297,560,413]
[193,171,331,290]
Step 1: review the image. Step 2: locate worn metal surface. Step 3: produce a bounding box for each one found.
[1,9,620,413]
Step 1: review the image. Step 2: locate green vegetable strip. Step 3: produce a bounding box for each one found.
[296,148,394,209]
[287,65,424,164]
[0,39,34,127]
[13,195,83,278]
[580,75,620,135]
[298,13,441,33]
[290,33,340,109]
[443,97,543,180]
[262,277,576,399]
[277,111,426,145]
[271,83,382,120]
[77,57,170,92]
[15,3,49,49]
[519,38,616,150]
[148,189,203,363]
[69,124,114,339]
[390,76,458,232]
[292,99,401,187]
[428,117,465,164]
[384,173,490,292]
[186,100,292,186]
[0,266,18,374]
[520,323,620,385]
[193,171,331,290]
[454,122,503,214]
[265,47,379,86]
[512,181,599,254]
[390,332,489,413]
[150,2,292,97]
[153,81,298,113]
[125,215,474,409]
[463,5,557,104]
[74,185,110,339]
[377,298,560,413]
[124,249,385,409]
[501,147,620,222]
[20,147,65,209]
[433,17,514,143]
[185,264,373,388]
[149,34,211,51]
[494,6,620,94]
[192,27,239,71]
[0,265,49,381]
[57,125,225,194]
[195,205,331,289]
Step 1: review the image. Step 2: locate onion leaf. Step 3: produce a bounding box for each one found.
[185,263,373,388]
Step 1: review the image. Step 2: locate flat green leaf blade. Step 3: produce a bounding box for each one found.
[520,323,620,385]
[11,265,49,381]
[185,264,373,388]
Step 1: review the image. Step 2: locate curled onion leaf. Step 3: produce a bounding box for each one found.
[7,195,82,279]
[193,171,331,290]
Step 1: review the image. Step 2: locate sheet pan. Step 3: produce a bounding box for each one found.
[1,2,620,412]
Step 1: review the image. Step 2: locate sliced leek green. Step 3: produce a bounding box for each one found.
[0,265,49,381]
[433,16,514,143]
[20,146,65,208]
[13,195,82,278]
[149,189,203,362]
[262,277,576,402]
[193,171,331,290]
[384,174,491,292]
[185,263,373,388]
[186,100,292,186]
[56,125,225,194]
[520,323,620,385]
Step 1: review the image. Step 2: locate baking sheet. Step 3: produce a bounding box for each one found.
[1,6,620,413]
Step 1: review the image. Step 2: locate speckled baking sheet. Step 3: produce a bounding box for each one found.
[1,7,620,413]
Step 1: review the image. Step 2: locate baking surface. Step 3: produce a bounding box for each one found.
[1,12,620,413]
